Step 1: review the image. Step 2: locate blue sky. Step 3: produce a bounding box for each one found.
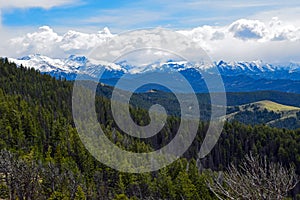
[1,0,300,31]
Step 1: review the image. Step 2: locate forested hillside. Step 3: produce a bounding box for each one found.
[0,58,299,199]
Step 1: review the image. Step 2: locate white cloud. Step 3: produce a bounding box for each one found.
[7,26,113,58]
[228,19,267,40]
[0,0,78,9]
[10,26,62,56]
[177,18,300,62]
[3,17,300,63]
[88,28,210,66]
[60,27,112,51]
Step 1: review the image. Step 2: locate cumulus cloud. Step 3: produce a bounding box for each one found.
[10,26,63,56]
[8,26,113,58]
[60,27,112,51]
[178,26,225,41]
[179,18,300,43]
[4,17,300,63]
[267,17,300,41]
[178,18,300,62]
[228,19,267,40]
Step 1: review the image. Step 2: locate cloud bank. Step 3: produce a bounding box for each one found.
[4,17,300,63]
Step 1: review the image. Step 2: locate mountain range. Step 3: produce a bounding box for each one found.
[8,54,300,93]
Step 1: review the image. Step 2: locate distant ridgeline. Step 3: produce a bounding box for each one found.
[0,58,299,199]
[9,54,300,94]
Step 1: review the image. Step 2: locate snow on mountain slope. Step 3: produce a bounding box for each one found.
[10,54,82,73]
[8,54,205,77]
[8,54,300,81]
[8,54,127,79]
[216,60,276,73]
[215,60,300,80]
[7,54,300,93]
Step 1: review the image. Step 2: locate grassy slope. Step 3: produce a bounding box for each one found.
[226,100,300,129]
[256,100,300,112]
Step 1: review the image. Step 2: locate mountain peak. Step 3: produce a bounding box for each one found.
[8,54,300,84]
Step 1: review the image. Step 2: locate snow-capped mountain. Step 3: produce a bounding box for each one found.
[217,60,276,73]
[9,54,126,80]
[11,54,84,73]
[10,54,300,78]
[9,54,207,79]
[215,60,300,80]
[8,54,300,93]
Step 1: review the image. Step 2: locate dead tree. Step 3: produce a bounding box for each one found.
[208,153,299,200]
[0,150,41,200]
